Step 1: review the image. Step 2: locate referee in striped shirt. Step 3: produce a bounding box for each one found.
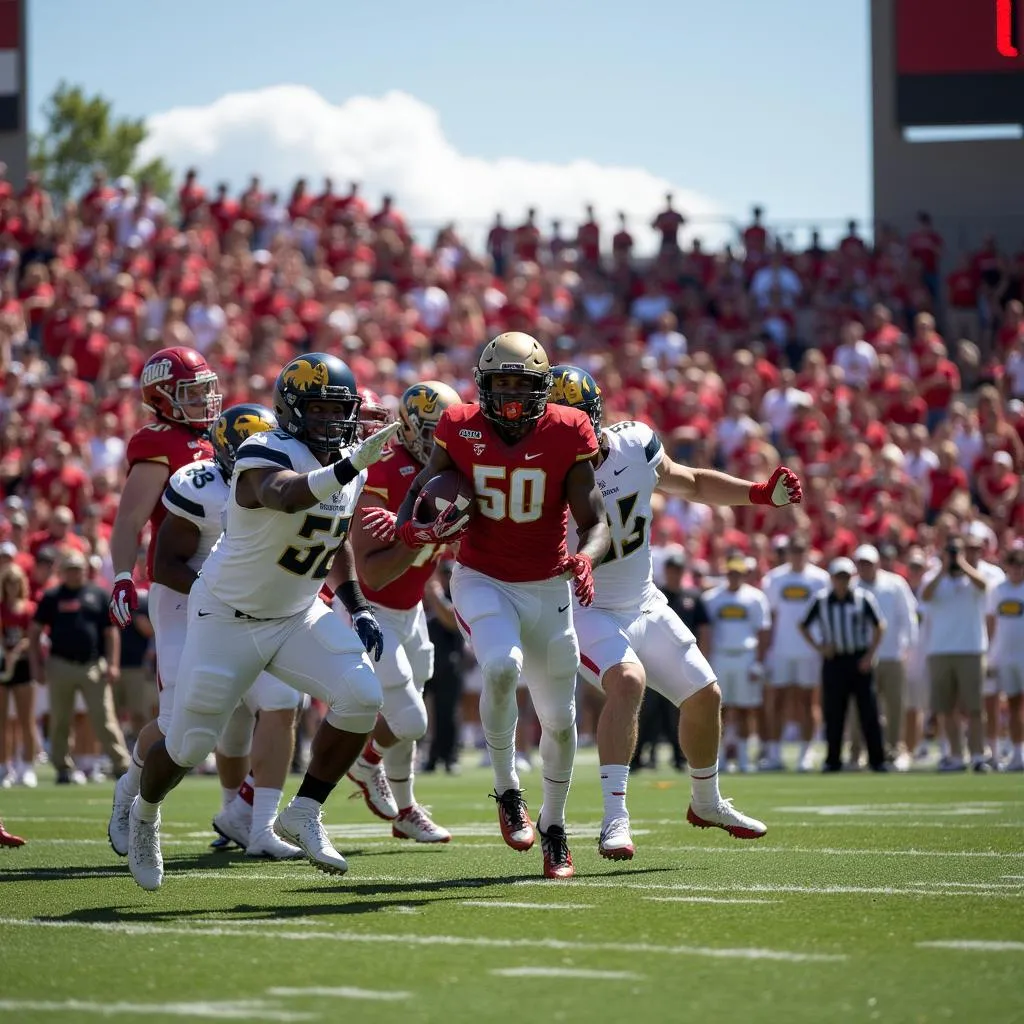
[799,558,888,772]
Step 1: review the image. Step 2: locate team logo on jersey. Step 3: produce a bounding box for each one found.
[998,599,1024,617]
[781,585,811,600]
[719,605,749,620]
[140,359,173,387]
[459,429,483,440]
[473,443,487,456]
[399,465,416,476]
[282,359,329,391]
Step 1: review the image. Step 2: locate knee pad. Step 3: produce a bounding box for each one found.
[482,653,522,699]
[325,660,383,735]
[383,690,429,742]
[547,630,581,681]
[167,720,222,768]
[217,702,255,759]
[535,703,577,739]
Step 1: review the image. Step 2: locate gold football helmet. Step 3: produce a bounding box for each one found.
[398,380,462,464]
[474,332,552,434]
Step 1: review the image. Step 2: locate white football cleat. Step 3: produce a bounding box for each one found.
[598,817,635,860]
[107,772,135,857]
[274,800,348,876]
[347,760,399,820]
[246,830,304,860]
[687,798,767,840]
[128,798,163,891]
[392,804,451,843]
[17,766,37,788]
[797,748,817,773]
[212,797,253,850]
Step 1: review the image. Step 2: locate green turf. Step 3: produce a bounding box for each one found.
[1,756,1023,1024]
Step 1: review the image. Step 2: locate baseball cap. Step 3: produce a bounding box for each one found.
[664,549,685,569]
[725,555,748,573]
[61,551,87,570]
[829,557,856,577]
[0,541,16,557]
[853,544,879,564]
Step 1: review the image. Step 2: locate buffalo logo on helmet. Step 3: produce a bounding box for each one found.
[282,359,329,392]
[215,412,276,450]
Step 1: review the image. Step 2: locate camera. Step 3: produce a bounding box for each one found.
[947,540,963,575]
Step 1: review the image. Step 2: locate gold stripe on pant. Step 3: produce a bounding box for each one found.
[47,655,130,774]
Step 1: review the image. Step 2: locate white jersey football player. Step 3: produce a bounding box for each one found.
[551,365,801,859]
[153,403,306,859]
[125,352,401,891]
[760,535,830,771]
[703,556,772,772]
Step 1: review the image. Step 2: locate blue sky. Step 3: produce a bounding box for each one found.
[27,0,870,242]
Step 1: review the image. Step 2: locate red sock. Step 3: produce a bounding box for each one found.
[237,772,255,806]
[361,739,383,765]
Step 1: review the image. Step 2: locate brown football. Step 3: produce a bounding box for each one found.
[415,469,476,525]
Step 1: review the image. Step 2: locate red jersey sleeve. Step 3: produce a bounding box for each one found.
[568,407,599,462]
[126,423,177,468]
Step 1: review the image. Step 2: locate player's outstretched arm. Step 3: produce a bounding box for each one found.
[656,457,802,508]
[396,442,455,528]
[153,513,202,596]
[350,491,423,591]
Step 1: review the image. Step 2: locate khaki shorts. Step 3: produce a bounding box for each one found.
[113,665,158,721]
[928,654,984,714]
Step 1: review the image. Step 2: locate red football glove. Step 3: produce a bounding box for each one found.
[561,552,595,607]
[396,500,470,549]
[361,506,398,543]
[749,466,802,508]
[109,573,138,628]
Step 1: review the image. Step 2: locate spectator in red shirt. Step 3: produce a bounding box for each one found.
[977,450,1019,517]
[576,205,600,265]
[486,213,510,278]
[513,209,540,263]
[651,193,684,252]
[925,441,969,523]
[742,206,768,260]
[906,211,943,298]
[27,505,88,560]
[888,378,927,426]
[612,212,633,261]
[917,338,961,430]
[996,299,1024,357]
[945,252,981,346]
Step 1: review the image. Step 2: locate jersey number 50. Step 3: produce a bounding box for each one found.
[472,466,546,523]
[278,513,350,581]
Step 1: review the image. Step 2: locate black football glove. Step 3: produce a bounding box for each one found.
[352,609,384,662]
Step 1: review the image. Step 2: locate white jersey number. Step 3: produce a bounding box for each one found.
[277,512,351,581]
[473,466,546,524]
[184,465,217,489]
[602,491,648,563]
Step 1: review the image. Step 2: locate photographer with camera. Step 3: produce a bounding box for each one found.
[921,536,993,772]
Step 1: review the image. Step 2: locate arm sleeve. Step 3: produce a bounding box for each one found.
[432,409,453,451]
[573,412,599,462]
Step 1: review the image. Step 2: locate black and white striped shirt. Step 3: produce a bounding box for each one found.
[801,586,884,656]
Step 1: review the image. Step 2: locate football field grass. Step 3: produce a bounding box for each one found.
[1,758,1023,1024]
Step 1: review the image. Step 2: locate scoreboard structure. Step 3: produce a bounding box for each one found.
[0,0,25,184]
[894,0,1024,126]
[872,0,1024,252]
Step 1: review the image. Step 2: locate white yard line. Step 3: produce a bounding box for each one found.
[632,844,1024,860]
[644,896,782,905]
[917,941,1024,953]
[0,918,846,963]
[907,881,1024,889]
[514,880,1018,898]
[461,901,593,910]
[267,987,409,1001]
[490,968,643,980]
[0,999,312,1021]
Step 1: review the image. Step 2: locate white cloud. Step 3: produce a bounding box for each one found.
[139,85,726,252]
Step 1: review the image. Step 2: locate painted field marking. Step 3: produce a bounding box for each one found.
[462,900,593,910]
[0,999,311,1021]
[514,880,1018,898]
[644,896,783,905]
[772,803,1002,817]
[917,941,1024,953]
[0,918,846,963]
[907,881,1024,889]
[632,844,1024,860]
[490,968,643,980]
[267,986,409,1001]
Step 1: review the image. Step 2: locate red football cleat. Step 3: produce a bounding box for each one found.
[539,823,574,879]
[491,789,535,851]
[686,799,767,840]
[0,821,25,847]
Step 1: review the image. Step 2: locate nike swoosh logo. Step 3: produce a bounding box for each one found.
[558,603,570,614]
[524,453,541,461]
[197,610,211,617]
[613,467,627,476]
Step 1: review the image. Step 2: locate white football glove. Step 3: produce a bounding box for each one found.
[347,420,401,472]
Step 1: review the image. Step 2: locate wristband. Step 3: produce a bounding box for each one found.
[113,572,134,584]
[306,464,341,502]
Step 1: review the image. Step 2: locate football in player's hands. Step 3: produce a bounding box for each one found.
[749,466,802,507]
[414,470,475,539]
[348,420,401,472]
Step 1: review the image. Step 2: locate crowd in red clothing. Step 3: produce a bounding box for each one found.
[0,168,1022,595]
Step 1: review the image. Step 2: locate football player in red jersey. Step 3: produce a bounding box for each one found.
[343,380,463,843]
[106,346,222,856]
[393,333,611,878]
[356,387,390,441]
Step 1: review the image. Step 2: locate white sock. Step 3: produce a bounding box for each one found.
[690,760,721,809]
[599,764,629,821]
[537,724,576,830]
[121,747,144,798]
[289,795,321,814]
[221,787,237,811]
[136,797,160,823]
[486,730,520,795]
[251,787,283,838]
[384,740,415,811]
[737,738,749,771]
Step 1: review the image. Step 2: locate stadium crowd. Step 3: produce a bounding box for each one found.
[1,165,1024,803]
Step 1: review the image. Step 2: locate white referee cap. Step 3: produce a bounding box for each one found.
[829,557,856,577]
